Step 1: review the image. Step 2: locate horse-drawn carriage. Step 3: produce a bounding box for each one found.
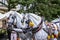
[0,10,59,40]
[2,10,58,40]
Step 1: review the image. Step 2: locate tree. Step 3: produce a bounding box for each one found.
[0,0,35,11]
[0,0,60,21]
[28,0,60,21]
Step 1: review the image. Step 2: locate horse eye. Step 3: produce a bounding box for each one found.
[12,17,14,19]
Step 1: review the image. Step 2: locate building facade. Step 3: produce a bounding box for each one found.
[0,0,8,13]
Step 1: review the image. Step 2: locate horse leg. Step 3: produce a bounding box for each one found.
[25,32,33,40]
[32,36,35,40]
[19,33,27,40]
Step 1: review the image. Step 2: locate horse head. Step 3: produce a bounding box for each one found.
[6,13,17,31]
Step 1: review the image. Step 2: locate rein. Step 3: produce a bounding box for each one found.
[7,14,17,31]
[32,17,43,33]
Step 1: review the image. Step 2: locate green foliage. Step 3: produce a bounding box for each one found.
[18,0,35,5]
[28,0,60,21]
[0,0,60,21]
[0,29,7,34]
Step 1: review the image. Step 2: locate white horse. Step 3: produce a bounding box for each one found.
[6,11,32,40]
[7,11,48,40]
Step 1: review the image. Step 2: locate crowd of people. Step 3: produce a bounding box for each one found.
[45,21,59,40]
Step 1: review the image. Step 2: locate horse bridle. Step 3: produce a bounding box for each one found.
[8,14,43,34]
[7,14,17,30]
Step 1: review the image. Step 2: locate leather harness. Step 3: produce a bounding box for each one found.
[32,18,43,33]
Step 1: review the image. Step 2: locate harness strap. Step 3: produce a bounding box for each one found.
[32,17,43,33]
